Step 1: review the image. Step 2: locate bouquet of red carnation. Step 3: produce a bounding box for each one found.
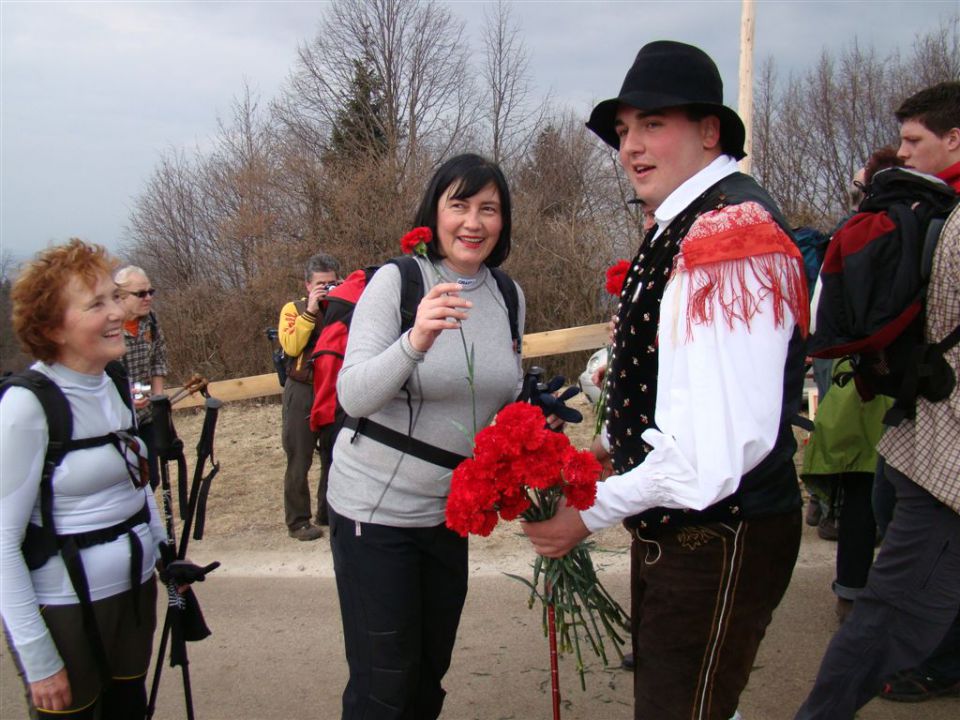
[446,402,629,690]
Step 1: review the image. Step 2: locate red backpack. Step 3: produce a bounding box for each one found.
[309,267,375,431]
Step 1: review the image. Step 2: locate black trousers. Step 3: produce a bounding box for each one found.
[834,472,877,599]
[329,507,468,720]
[796,463,960,719]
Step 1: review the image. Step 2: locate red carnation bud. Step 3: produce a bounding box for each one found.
[605,259,630,296]
[401,226,432,256]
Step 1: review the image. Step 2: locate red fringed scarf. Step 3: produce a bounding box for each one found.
[674,201,810,339]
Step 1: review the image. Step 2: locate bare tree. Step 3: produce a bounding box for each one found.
[275,0,474,175]
[479,0,547,168]
[752,16,959,229]
[509,113,641,377]
[0,250,29,372]
[125,87,295,378]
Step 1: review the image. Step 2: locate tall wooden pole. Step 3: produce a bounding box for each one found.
[738,0,756,174]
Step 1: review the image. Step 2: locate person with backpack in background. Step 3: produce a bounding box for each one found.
[801,150,904,627]
[277,252,341,541]
[326,154,525,720]
[115,265,167,490]
[1,240,167,719]
[796,80,960,718]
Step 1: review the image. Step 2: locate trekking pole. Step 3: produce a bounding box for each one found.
[145,395,197,720]
[168,375,208,407]
[181,395,222,546]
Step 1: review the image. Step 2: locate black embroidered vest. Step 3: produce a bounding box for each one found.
[605,173,806,533]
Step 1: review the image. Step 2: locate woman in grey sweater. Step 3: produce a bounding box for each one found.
[327,154,525,719]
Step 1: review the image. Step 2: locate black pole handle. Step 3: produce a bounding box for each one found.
[150,395,177,460]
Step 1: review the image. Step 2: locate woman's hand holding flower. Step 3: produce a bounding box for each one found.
[408,282,472,353]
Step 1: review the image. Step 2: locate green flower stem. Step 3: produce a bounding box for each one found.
[593,346,612,438]
[459,326,477,437]
[420,251,478,437]
[514,487,631,690]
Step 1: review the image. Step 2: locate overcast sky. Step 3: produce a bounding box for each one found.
[1,0,956,264]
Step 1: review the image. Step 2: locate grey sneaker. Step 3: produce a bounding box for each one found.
[288,524,324,541]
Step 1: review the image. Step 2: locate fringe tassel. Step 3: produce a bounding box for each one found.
[684,253,810,341]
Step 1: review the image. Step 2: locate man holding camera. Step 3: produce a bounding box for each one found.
[278,253,341,541]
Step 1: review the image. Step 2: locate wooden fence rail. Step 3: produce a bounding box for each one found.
[170,323,609,410]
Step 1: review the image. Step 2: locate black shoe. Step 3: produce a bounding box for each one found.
[817,514,839,541]
[621,653,635,671]
[805,497,823,526]
[880,668,960,702]
[288,524,324,541]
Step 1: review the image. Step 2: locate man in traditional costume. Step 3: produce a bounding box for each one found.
[523,41,809,720]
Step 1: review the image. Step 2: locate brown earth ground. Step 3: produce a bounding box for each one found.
[2,394,957,719]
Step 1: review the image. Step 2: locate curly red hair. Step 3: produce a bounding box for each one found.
[11,239,118,363]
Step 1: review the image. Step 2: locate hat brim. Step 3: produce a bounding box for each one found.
[586,92,746,161]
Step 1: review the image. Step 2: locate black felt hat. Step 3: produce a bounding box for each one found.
[586,40,746,160]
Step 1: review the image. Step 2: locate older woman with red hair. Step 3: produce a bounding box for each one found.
[1,239,166,719]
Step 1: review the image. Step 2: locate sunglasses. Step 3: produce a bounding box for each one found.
[111,430,151,489]
[129,289,156,299]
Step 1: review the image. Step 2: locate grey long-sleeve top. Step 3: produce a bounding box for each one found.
[328,256,525,527]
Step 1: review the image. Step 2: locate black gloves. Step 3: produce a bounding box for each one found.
[159,559,220,586]
[522,367,584,426]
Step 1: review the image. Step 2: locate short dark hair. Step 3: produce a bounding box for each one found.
[305,252,340,281]
[894,81,960,136]
[683,104,725,154]
[412,153,512,268]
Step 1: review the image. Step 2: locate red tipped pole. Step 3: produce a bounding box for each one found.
[547,584,561,720]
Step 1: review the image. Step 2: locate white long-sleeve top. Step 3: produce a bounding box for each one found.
[0,363,166,682]
[582,157,803,531]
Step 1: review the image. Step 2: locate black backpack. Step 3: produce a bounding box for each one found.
[810,167,960,426]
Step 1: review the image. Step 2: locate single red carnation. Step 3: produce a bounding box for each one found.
[446,489,499,537]
[562,448,602,510]
[445,456,501,537]
[479,403,548,459]
[497,486,532,521]
[517,431,568,490]
[605,259,630,296]
[400,226,432,256]
[562,447,602,487]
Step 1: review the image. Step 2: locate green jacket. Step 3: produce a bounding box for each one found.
[801,360,893,478]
